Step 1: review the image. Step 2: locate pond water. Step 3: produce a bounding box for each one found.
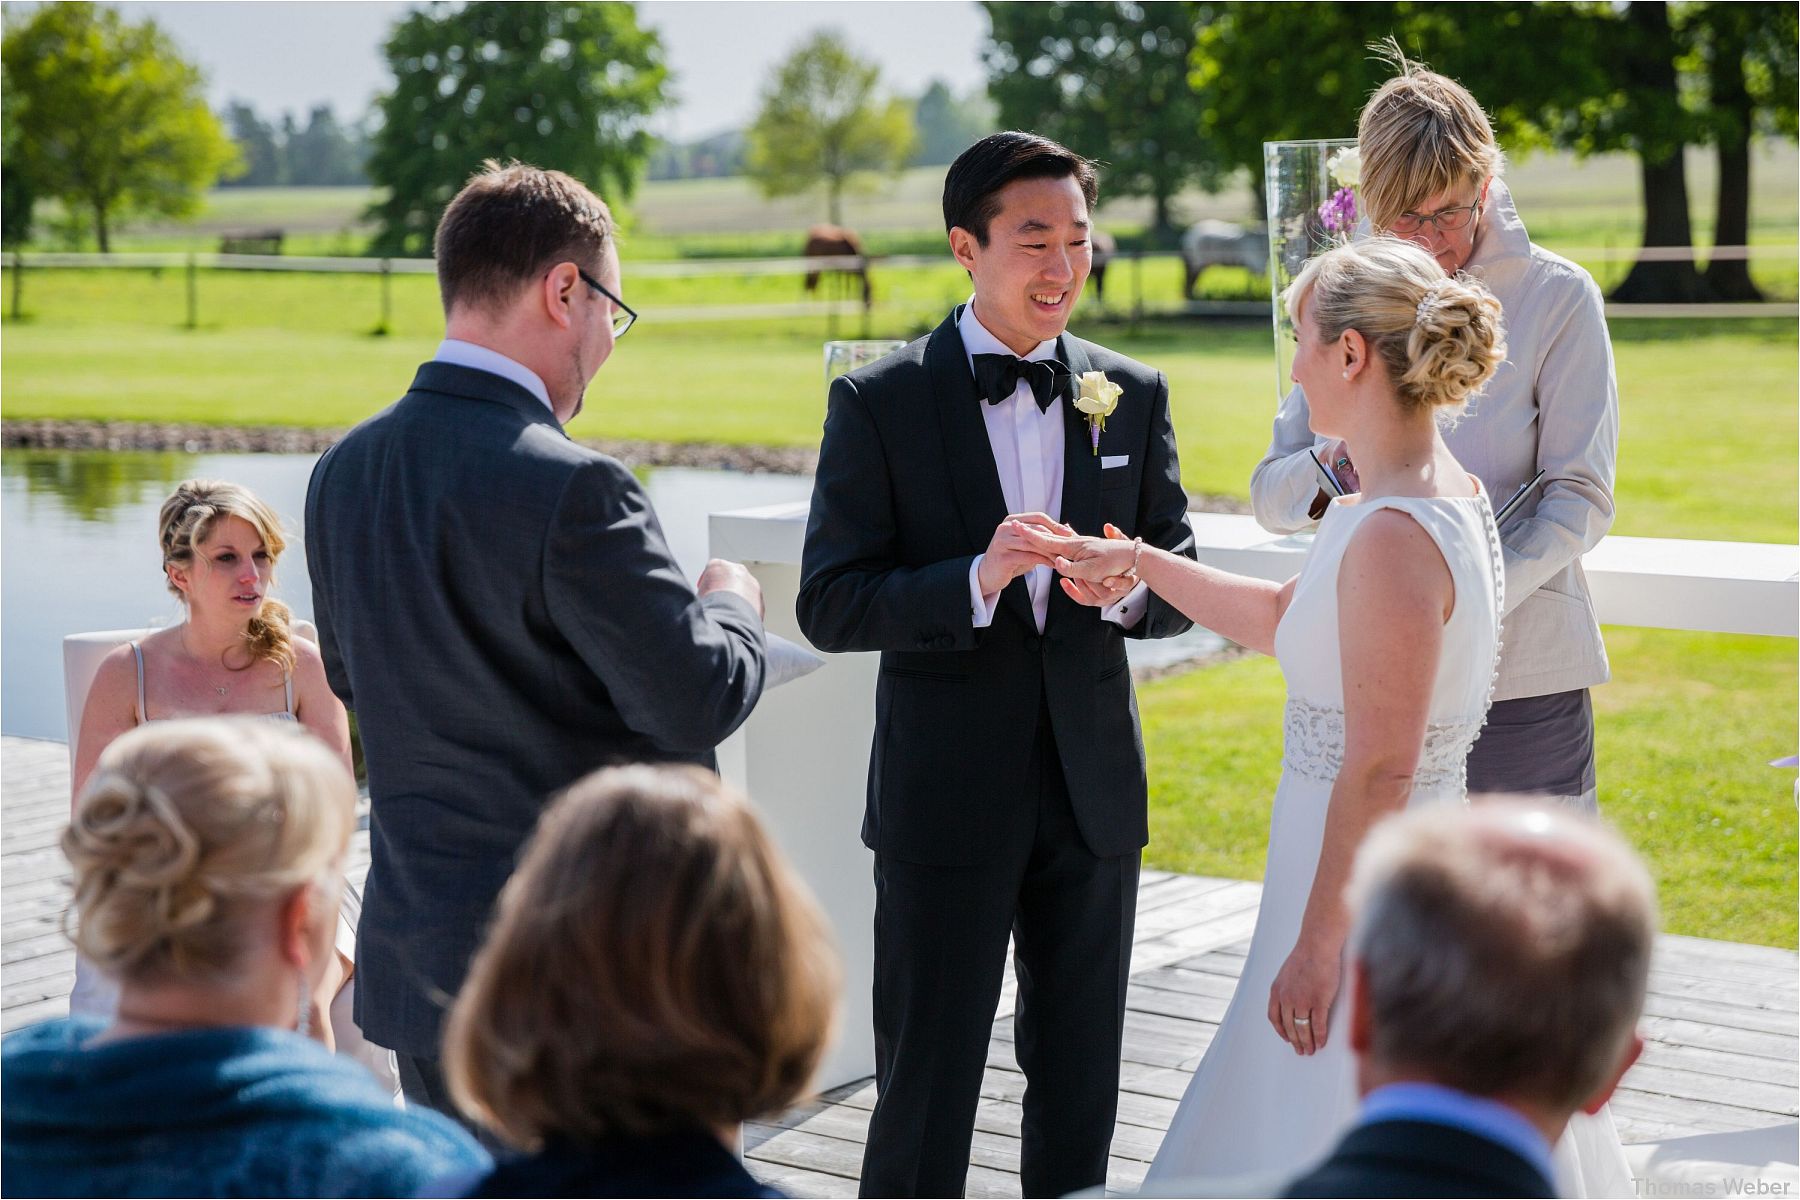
[1,450,1221,741]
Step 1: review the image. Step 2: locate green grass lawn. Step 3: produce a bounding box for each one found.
[6,157,1794,948]
[1141,628,1798,948]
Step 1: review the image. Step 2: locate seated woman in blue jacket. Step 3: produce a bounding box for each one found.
[439,764,840,1198]
[1,718,488,1197]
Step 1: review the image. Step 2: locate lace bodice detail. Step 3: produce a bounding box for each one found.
[1282,697,1486,793]
[1272,491,1504,798]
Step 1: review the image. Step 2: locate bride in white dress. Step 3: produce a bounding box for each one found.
[1019,238,1633,1196]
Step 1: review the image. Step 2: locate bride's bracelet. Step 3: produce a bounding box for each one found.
[1127,536,1144,579]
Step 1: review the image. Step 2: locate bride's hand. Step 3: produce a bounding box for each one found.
[1010,520,1136,584]
[1267,938,1342,1056]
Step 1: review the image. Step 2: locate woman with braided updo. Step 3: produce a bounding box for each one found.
[1019,236,1519,1185]
[1254,48,1619,815]
[1,720,487,1196]
[70,480,359,1052]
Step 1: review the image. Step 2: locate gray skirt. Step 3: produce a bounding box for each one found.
[1467,688,1596,800]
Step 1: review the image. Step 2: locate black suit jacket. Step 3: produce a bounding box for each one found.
[796,308,1195,866]
[450,1130,782,1198]
[305,362,765,1057]
[1284,1118,1557,1198]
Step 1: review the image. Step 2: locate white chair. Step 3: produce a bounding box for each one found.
[61,620,320,777]
[60,621,399,1099]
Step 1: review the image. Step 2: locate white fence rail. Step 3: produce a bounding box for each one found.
[5,247,1795,323]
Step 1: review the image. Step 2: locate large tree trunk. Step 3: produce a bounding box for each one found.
[1610,1,1714,304]
[827,177,843,227]
[1152,190,1176,249]
[1703,14,1762,301]
[93,202,110,255]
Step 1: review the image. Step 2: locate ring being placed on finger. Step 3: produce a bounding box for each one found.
[1293,1016,1311,1026]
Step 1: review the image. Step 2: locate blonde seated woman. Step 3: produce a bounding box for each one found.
[1,720,487,1196]
[71,481,362,1058]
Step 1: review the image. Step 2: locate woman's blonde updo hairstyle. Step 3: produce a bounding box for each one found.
[62,718,355,985]
[159,480,295,673]
[1285,237,1507,413]
[1357,41,1505,231]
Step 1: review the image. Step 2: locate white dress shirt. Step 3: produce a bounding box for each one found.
[433,338,554,414]
[961,302,1146,633]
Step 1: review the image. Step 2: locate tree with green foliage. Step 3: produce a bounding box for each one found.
[983,2,1219,241]
[1686,1,1798,301]
[224,100,284,187]
[1,63,34,246]
[286,105,365,186]
[911,80,995,166]
[365,1,669,256]
[1186,2,1797,302]
[1,2,239,252]
[746,30,915,225]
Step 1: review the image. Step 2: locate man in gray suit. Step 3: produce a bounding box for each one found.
[305,161,766,1113]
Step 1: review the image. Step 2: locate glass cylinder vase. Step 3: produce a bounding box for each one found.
[1264,138,1358,401]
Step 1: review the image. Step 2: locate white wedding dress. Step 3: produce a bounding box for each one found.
[1143,490,1635,1197]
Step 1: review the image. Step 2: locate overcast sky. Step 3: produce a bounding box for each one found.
[106,1,992,141]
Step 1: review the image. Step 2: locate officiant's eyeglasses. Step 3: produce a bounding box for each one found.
[1389,200,1482,236]
[576,267,637,339]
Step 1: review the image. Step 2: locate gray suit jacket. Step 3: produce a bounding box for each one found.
[305,361,765,1057]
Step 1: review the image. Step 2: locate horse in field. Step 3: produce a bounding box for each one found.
[1181,220,1268,299]
[803,225,872,310]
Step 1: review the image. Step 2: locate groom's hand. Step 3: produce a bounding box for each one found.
[977,512,1069,596]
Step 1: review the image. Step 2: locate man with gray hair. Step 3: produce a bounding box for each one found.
[1285,801,1655,1198]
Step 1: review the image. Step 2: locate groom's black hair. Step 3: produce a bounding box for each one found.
[943,131,1098,246]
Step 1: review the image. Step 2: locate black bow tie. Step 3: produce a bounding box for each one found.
[972,353,1072,412]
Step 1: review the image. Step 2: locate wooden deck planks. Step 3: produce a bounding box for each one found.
[4,734,1794,1194]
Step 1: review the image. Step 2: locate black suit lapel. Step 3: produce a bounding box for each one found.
[929,306,1034,630]
[1048,335,1102,630]
[1057,334,1101,537]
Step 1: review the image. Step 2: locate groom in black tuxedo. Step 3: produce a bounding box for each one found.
[798,132,1196,1197]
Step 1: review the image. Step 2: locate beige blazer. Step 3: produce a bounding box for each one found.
[1249,179,1618,702]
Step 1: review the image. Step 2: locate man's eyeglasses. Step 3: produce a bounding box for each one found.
[576,267,637,339]
[1389,200,1482,236]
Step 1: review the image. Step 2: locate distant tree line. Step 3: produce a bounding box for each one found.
[222,101,369,187]
[4,0,1793,299]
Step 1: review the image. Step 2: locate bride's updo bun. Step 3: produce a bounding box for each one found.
[62,719,355,985]
[1285,237,1506,414]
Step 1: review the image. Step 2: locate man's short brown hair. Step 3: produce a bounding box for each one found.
[443,764,840,1149]
[1348,801,1656,1112]
[432,159,615,314]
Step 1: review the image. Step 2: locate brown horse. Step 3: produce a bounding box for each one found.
[803,224,872,310]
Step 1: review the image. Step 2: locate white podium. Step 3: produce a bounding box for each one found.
[711,503,1799,1092]
[712,502,878,1091]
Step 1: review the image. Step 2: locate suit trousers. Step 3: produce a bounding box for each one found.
[860,700,1140,1198]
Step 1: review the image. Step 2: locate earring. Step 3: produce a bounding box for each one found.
[1341,370,1350,380]
[295,970,313,1038]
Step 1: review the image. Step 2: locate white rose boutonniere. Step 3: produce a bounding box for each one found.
[1327,145,1361,189]
[1073,370,1123,455]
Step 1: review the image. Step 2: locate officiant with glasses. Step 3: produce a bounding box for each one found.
[1251,50,1619,812]
[305,161,767,1119]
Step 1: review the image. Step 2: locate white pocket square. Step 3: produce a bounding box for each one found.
[1101,455,1130,469]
